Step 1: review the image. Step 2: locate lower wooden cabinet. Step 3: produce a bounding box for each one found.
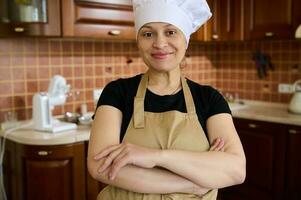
[220,118,301,200]
[85,141,107,200]
[3,119,301,200]
[4,141,86,200]
[285,125,301,200]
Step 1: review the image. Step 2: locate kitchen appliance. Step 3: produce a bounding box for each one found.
[32,75,77,133]
[288,79,301,114]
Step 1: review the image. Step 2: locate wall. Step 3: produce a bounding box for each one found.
[0,38,300,122]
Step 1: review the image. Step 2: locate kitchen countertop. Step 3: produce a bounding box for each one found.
[0,123,90,145]
[1,100,301,146]
[230,100,301,126]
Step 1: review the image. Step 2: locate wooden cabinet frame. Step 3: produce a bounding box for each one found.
[0,0,61,37]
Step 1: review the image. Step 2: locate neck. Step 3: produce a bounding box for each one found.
[147,67,182,95]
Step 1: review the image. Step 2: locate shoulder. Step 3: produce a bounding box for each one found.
[186,78,231,118]
[95,74,142,112]
[105,74,142,91]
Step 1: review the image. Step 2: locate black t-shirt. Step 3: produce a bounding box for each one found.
[95,74,231,141]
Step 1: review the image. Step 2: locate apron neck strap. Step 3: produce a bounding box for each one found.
[133,73,196,129]
[133,73,148,128]
[181,76,196,114]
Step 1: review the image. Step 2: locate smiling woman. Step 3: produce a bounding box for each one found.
[137,23,187,75]
[87,0,246,200]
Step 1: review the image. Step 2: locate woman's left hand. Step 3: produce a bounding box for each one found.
[94,143,160,180]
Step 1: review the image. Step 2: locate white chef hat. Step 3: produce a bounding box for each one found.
[132,0,212,44]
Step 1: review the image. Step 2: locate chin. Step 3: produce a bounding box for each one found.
[150,64,179,72]
[143,57,180,72]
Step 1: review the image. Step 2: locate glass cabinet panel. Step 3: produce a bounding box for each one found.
[0,0,47,23]
[0,0,60,37]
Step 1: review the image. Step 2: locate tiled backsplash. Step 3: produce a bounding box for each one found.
[0,38,300,122]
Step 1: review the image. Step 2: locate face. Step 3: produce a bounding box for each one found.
[137,22,187,73]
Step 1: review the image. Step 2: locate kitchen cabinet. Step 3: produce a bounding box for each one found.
[209,0,243,41]
[85,141,107,200]
[221,118,287,200]
[244,0,301,40]
[0,0,61,37]
[285,125,301,200]
[190,25,210,42]
[3,141,86,200]
[62,0,135,40]
[192,0,243,42]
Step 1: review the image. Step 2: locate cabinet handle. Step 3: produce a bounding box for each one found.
[14,27,25,32]
[265,32,274,37]
[248,123,257,128]
[108,30,121,36]
[289,129,298,134]
[37,151,52,156]
[212,34,219,40]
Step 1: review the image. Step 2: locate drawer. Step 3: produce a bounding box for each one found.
[233,118,286,134]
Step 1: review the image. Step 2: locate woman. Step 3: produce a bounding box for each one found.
[88,0,246,199]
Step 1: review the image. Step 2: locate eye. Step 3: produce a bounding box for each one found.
[166,30,177,36]
[141,31,153,38]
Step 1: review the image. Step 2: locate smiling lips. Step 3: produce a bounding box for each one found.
[151,52,173,60]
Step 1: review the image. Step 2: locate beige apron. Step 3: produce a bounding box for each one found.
[97,73,218,200]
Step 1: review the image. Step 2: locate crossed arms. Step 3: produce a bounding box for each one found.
[87,105,246,196]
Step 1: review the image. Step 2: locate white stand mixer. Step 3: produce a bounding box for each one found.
[32,75,77,133]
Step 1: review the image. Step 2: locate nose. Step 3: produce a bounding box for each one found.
[152,34,168,49]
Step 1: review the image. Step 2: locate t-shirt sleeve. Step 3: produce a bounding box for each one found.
[92,80,124,119]
[206,86,231,118]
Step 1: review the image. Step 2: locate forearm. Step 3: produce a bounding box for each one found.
[89,160,209,195]
[158,150,246,189]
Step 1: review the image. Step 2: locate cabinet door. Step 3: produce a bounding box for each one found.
[85,141,107,200]
[86,171,107,200]
[190,25,211,41]
[221,118,287,200]
[244,0,294,39]
[0,0,61,37]
[14,142,86,200]
[292,0,301,32]
[285,126,301,200]
[209,0,243,41]
[3,140,18,200]
[191,0,243,42]
[62,0,135,39]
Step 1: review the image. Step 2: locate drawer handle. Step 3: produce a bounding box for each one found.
[14,27,25,32]
[37,151,52,156]
[289,129,298,134]
[108,30,121,36]
[212,34,219,40]
[265,32,274,37]
[248,123,257,128]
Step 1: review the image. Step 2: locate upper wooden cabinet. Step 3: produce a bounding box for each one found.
[62,0,135,40]
[0,0,61,37]
[1,0,301,40]
[207,0,243,41]
[192,0,243,42]
[244,0,300,40]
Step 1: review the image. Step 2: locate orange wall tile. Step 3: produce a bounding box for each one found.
[0,38,300,122]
